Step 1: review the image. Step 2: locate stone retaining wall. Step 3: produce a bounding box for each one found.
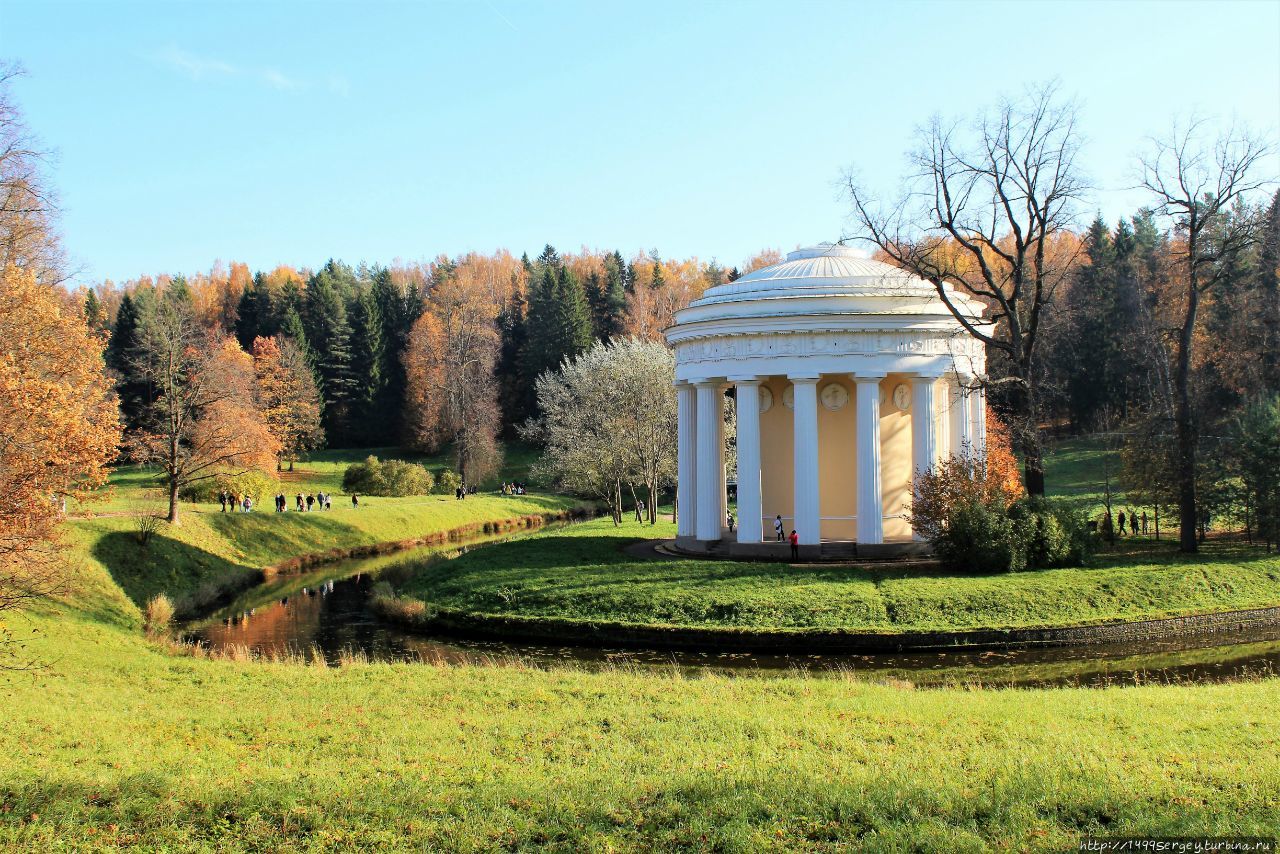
[378,601,1280,653]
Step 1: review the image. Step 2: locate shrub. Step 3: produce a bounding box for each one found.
[1011,499,1093,568]
[436,468,463,496]
[182,470,278,506]
[134,512,162,545]
[144,593,175,636]
[342,456,435,497]
[933,498,1025,574]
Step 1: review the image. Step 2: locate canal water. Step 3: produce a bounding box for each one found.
[186,538,1280,689]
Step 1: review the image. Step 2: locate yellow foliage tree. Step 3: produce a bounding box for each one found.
[0,266,120,648]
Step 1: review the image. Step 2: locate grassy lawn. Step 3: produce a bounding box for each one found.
[68,442,547,516]
[391,517,1280,633]
[2,606,1278,850]
[0,440,1276,848]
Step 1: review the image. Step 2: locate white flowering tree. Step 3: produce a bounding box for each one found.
[524,338,677,524]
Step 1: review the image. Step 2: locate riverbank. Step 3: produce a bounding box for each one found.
[379,517,1280,649]
[65,492,584,620]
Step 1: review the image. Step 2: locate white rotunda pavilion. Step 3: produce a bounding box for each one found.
[665,243,993,558]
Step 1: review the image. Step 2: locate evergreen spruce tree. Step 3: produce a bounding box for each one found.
[1064,217,1123,429]
[521,263,560,388]
[276,279,304,331]
[348,288,387,442]
[370,266,410,441]
[106,293,150,432]
[554,267,594,363]
[234,276,263,351]
[584,271,606,340]
[83,288,106,335]
[650,259,665,291]
[304,265,358,444]
[497,285,530,433]
[601,251,628,340]
[279,306,314,368]
[164,274,194,313]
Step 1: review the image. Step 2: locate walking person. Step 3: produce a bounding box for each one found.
[634,500,644,522]
[243,495,252,513]
[296,493,304,512]
[352,494,359,509]
[774,514,784,542]
[1141,511,1149,535]
[306,494,314,511]
[1117,510,1127,536]
[727,511,735,534]
[219,491,227,513]
[1129,510,1140,536]
[789,529,799,560]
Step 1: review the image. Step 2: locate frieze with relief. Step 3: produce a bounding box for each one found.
[677,331,979,364]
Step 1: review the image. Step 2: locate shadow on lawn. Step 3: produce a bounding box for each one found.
[92,531,260,617]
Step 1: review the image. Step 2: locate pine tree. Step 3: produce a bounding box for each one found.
[496,285,529,433]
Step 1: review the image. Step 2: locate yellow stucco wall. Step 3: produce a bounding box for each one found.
[879,374,913,541]
[753,374,918,543]
[758,377,793,541]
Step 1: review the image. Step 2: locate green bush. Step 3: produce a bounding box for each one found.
[933,498,1025,574]
[932,497,1094,574]
[436,468,463,495]
[181,470,278,506]
[1024,500,1093,568]
[342,456,435,497]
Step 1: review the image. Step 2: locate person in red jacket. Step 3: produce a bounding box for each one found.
[789,529,799,560]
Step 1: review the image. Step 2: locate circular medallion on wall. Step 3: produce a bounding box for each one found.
[892,383,911,411]
[782,384,794,410]
[819,382,849,411]
[759,385,773,413]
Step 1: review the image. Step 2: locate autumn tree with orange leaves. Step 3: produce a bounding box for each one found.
[0,267,120,663]
[129,297,278,522]
[252,336,323,470]
[403,261,503,484]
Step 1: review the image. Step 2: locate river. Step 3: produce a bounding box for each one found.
[185,536,1280,689]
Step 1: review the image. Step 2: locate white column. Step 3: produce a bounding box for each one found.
[970,382,987,466]
[734,380,763,544]
[910,375,940,542]
[676,383,697,538]
[791,376,821,546]
[695,382,723,542]
[855,375,884,545]
[717,396,728,528]
[949,375,973,465]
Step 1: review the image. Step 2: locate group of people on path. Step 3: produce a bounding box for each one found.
[500,482,528,496]
[218,490,360,513]
[1106,509,1148,536]
[774,514,800,559]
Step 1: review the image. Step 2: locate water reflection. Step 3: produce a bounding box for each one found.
[188,545,1280,689]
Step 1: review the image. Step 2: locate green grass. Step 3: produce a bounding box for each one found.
[3,609,1279,850]
[65,490,578,618]
[3,439,1278,848]
[69,442,547,516]
[393,517,1280,633]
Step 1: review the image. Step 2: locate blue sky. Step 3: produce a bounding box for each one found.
[3,0,1278,285]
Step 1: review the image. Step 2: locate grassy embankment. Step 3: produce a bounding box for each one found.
[2,439,1278,848]
[61,444,577,617]
[387,516,1280,634]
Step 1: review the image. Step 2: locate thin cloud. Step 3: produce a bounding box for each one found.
[156,45,239,80]
[262,68,301,91]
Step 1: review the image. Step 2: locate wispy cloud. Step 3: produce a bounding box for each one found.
[152,45,347,96]
[262,68,300,91]
[156,45,239,80]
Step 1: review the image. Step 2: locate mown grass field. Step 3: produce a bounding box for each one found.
[393,516,1280,632]
[68,442,547,516]
[2,440,1277,849]
[3,607,1278,851]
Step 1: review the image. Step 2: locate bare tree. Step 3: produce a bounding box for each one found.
[0,63,65,284]
[846,84,1087,495]
[1137,120,1273,552]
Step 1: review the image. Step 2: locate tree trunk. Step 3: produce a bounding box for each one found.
[167,477,180,524]
[1175,272,1199,553]
[647,482,658,525]
[1010,378,1046,497]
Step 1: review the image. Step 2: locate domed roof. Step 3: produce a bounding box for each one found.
[670,243,985,332]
